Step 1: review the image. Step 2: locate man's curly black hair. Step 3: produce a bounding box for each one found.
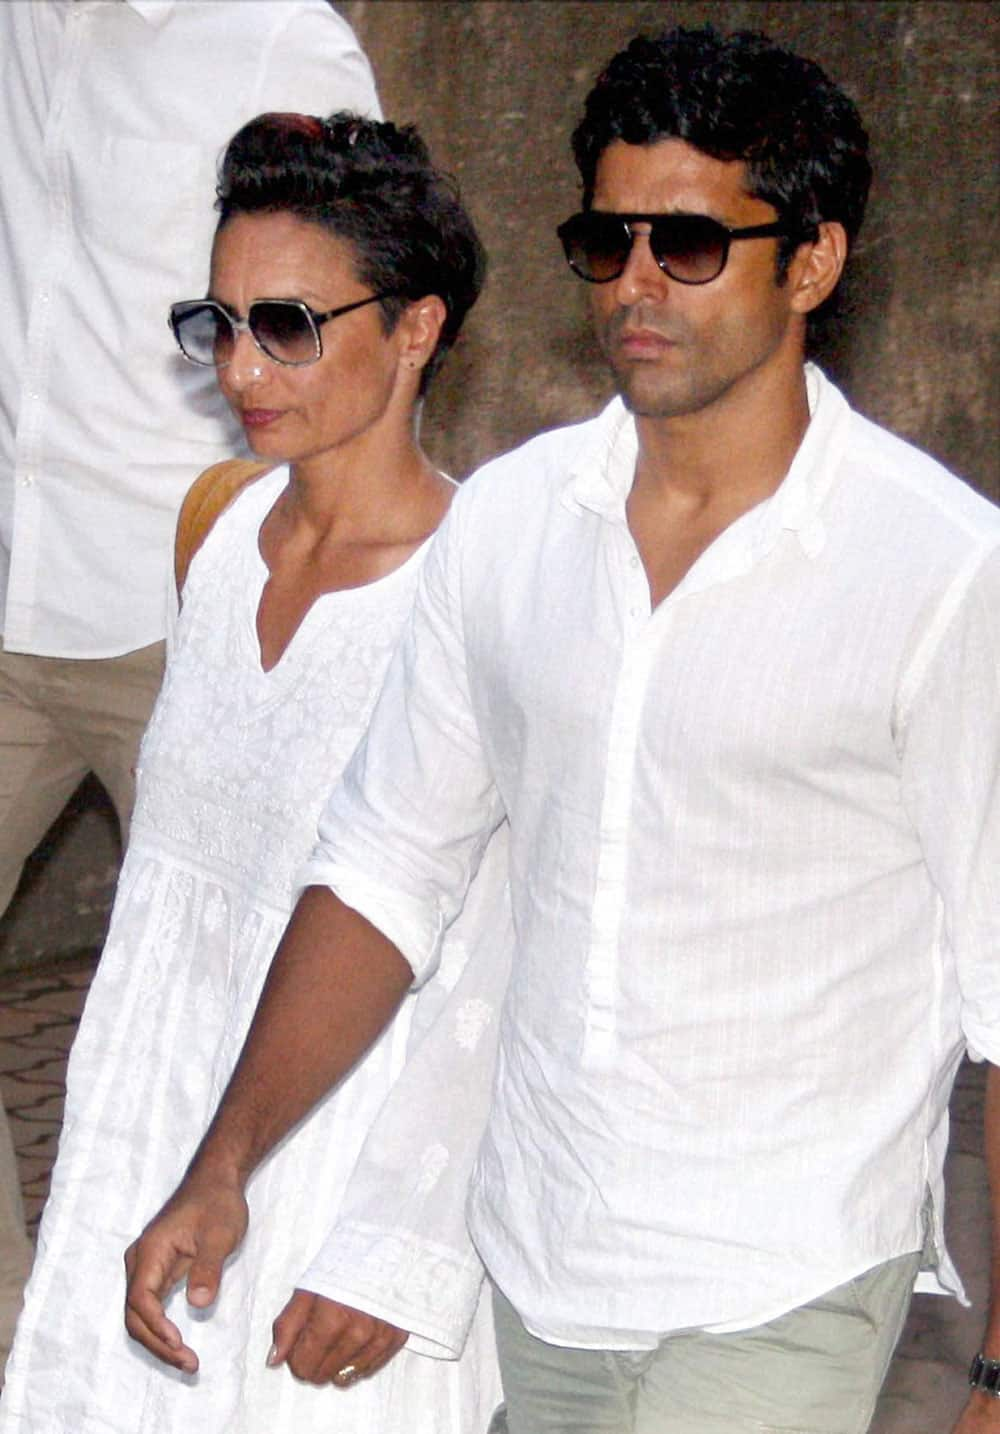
[573,26,872,276]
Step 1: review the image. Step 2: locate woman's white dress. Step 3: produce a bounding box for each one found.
[0,468,507,1433]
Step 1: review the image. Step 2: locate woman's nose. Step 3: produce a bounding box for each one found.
[224,329,268,390]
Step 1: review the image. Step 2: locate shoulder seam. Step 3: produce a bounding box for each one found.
[174,459,274,596]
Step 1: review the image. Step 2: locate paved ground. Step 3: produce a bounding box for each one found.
[0,952,986,1429]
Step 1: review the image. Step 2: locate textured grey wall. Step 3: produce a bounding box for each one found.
[2,1,995,972]
[343,0,998,498]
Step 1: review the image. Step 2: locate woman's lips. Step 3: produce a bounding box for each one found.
[241,408,284,429]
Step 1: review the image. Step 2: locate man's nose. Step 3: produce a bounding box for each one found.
[612,227,669,306]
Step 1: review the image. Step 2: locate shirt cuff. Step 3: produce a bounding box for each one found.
[297,1221,487,1360]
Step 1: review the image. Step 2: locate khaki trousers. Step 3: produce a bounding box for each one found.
[0,1104,31,1374]
[0,641,165,915]
[0,640,164,1375]
[493,1249,922,1434]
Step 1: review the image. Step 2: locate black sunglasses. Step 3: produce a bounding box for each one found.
[168,293,394,369]
[557,211,795,286]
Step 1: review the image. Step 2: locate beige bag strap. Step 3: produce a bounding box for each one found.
[174,458,273,596]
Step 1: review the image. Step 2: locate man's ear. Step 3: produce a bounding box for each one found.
[788,221,848,315]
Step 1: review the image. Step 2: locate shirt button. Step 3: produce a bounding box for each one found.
[630,555,640,568]
[21,474,34,487]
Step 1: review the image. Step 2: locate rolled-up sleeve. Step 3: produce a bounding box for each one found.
[299,495,506,986]
[899,543,1000,1063]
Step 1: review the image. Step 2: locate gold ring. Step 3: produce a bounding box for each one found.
[334,1363,359,1385]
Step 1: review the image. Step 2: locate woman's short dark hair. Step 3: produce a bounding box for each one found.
[573,26,872,275]
[216,112,486,390]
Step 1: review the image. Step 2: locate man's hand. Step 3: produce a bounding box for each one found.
[952,1392,1000,1432]
[268,1289,408,1386]
[123,1171,249,1374]
[956,1066,1000,1431]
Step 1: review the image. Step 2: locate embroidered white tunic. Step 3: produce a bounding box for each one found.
[0,468,506,1431]
[304,367,1000,1349]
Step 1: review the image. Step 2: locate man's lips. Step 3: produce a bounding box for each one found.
[240,408,284,428]
[618,329,672,356]
[608,311,683,358]
[616,320,681,353]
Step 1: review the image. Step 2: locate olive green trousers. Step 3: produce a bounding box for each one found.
[493,1247,922,1434]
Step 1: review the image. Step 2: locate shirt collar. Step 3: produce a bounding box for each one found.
[70,0,176,19]
[125,0,176,26]
[563,363,850,562]
[562,398,637,522]
[749,363,849,562]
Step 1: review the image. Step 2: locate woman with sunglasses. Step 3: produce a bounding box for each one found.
[0,114,506,1434]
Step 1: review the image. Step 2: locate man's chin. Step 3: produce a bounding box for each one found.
[610,364,731,422]
[613,376,691,421]
[606,357,681,418]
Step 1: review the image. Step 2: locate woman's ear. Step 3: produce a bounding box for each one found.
[398,294,448,375]
[788,221,848,315]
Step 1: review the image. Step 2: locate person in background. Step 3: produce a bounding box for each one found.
[0,111,507,1433]
[123,25,999,1434]
[0,0,379,1371]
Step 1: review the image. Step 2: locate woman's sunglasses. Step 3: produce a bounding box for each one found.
[168,293,394,369]
[556,211,796,286]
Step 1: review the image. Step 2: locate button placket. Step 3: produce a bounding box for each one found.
[623,528,651,628]
[8,3,85,643]
[582,543,658,1063]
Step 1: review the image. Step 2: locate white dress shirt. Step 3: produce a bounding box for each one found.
[302,366,1000,1348]
[0,0,379,658]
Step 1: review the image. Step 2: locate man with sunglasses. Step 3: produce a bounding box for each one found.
[125,25,999,1434]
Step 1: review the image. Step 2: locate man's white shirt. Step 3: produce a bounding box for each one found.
[302,365,1000,1347]
[0,0,379,657]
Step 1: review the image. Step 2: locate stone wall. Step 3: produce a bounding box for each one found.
[343,0,997,496]
[1,1,995,972]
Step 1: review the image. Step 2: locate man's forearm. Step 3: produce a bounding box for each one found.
[950,1063,1000,1430]
[981,1062,1000,1356]
[189,885,413,1187]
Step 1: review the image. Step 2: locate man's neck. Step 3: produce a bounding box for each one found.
[632,359,811,510]
[624,359,812,609]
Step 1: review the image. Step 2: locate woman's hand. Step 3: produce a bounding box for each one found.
[123,1168,249,1373]
[269,1289,409,1386]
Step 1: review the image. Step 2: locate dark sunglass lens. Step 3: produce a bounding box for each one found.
[174,304,233,366]
[561,215,631,283]
[251,302,318,364]
[650,216,728,284]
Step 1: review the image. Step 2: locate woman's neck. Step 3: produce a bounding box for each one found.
[282,421,447,547]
